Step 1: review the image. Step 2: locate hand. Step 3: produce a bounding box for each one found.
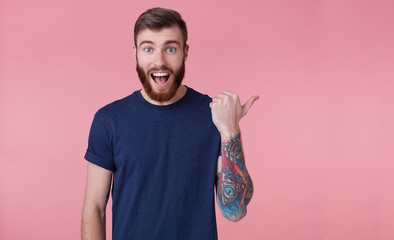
[209,91,259,141]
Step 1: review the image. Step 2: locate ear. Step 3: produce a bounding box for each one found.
[132,44,137,62]
[183,44,189,61]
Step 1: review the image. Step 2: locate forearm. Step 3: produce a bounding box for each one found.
[216,132,253,222]
[81,206,106,240]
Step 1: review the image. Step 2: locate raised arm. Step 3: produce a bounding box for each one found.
[210,91,259,221]
[216,133,253,221]
[81,162,113,240]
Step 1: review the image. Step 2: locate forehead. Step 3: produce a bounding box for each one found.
[136,25,183,46]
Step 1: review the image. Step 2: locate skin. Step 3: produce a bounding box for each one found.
[132,25,189,106]
[81,162,112,240]
[210,92,259,221]
[81,25,259,239]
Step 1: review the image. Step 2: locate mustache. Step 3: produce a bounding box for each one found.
[148,66,174,74]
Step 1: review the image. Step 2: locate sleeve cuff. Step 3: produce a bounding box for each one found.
[84,150,116,171]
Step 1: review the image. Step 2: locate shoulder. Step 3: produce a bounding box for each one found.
[182,86,215,120]
[93,91,139,120]
[186,86,212,105]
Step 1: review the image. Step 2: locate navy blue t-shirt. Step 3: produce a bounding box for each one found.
[85,86,222,240]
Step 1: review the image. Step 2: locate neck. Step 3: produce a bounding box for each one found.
[140,85,187,106]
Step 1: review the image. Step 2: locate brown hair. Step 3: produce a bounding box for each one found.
[134,7,188,48]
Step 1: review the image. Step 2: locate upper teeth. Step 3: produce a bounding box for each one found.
[152,73,169,77]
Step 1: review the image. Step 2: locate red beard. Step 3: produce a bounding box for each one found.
[136,60,185,103]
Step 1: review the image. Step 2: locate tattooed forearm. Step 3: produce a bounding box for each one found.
[216,133,253,221]
[224,135,244,167]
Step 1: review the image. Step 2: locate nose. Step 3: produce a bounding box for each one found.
[153,51,167,68]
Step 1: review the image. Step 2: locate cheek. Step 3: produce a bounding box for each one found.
[169,56,185,68]
[136,54,150,66]
[137,59,150,70]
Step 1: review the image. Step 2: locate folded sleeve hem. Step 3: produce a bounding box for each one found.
[84,150,115,171]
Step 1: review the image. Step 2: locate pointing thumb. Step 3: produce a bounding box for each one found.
[241,95,259,118]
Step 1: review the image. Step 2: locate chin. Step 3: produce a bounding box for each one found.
[136,60,185,103]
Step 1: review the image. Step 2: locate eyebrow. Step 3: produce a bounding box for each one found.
[138,40,181,48]
[139,40,153,47]
[164,40,181,46]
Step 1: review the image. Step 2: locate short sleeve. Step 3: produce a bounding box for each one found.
[84,110,116,171]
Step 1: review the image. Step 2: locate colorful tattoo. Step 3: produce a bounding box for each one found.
[216,133,253,221]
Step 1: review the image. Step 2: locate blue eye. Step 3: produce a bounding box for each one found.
[166,47,175,53]
[144,47,152,53]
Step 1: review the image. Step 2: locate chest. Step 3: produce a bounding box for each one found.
[112,109,220,178]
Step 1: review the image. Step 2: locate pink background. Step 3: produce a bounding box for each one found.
[1,0,393,239]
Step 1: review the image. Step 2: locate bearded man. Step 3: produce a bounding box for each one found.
[81,7,258,240]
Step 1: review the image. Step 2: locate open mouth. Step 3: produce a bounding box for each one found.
[151,72,170,86]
